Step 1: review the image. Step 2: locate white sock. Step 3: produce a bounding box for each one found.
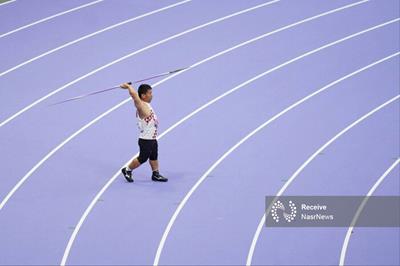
[126,166,132,171]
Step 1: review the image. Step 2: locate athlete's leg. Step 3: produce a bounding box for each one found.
[149,141,167,182]
[129,158,141,170]
[149,159,158,172]
[121,139,151,182]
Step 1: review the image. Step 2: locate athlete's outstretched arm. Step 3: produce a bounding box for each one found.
[120,83,150,117]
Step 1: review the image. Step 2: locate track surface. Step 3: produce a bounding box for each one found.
[0,0,399,265]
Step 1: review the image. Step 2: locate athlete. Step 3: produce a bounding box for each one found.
[120,83,168,182]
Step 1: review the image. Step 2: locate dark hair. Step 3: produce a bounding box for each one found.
[138,84,152,99]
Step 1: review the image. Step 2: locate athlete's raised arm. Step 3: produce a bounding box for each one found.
[120,83,150,118]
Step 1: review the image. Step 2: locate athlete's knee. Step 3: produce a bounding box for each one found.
[137,155,149,164]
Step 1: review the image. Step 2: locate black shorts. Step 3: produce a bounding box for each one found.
[137,138,158,164]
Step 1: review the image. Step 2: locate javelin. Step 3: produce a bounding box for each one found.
[50,67,189,105]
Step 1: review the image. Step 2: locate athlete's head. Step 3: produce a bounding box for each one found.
[138,84,153,102]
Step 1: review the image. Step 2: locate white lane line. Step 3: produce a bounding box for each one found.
[156,55,400,266]
[0,0,104,38]
[0,0,281,129]
[246,95,400,266]
[61,16,395,266]
[339,158,400,266]
[0,0,191,77]
[0,0,16,7]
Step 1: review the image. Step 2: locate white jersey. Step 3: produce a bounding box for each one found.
[137,102,158,140]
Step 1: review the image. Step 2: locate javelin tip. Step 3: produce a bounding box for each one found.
[169,67,189,74]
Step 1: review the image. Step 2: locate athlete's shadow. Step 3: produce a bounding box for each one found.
[121,171,185,189]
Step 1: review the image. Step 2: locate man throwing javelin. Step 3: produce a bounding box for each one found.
[120,83,168,182]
